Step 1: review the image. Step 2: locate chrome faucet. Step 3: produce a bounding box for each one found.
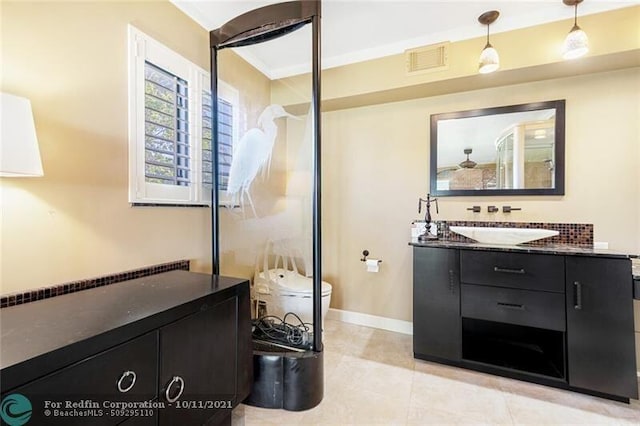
[418,194,439,241]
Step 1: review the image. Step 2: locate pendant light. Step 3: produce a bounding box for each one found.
[562,0,589,60]
[478,10,500,74]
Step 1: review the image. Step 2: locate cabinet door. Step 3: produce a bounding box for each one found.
[566,256,638,399]
[159,297,237,426]
[413,247,461,361]
[3,332,158,426]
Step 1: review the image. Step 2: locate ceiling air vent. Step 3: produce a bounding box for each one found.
[406,42,449,75]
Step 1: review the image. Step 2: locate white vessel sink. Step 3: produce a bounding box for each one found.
[449,226,559,245]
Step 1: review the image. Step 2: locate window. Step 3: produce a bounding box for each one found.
[128,26,238,205]
[201,92,236,193]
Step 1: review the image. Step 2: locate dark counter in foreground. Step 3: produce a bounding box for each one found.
[0,270,252,425]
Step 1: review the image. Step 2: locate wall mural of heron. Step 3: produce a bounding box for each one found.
[226,104,296,217]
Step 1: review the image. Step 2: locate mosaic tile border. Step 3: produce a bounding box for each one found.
[0,260,190,309]
[437,221,593,247]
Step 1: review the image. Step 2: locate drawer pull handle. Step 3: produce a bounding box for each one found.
[493,266,525,275]
[497,302,525,310]
[574,281,582,310]
[117,370,137,393]
[165,376,185,403]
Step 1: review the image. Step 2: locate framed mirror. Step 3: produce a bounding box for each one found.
[430,100,565,196]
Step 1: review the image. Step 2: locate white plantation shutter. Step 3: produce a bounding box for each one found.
[128,26,238,206]
[144,62,191,187]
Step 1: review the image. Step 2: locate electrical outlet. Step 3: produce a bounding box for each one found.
[594,242,609,250]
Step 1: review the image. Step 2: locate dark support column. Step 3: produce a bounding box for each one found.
[311,10,323,352]
[210,46,220,275]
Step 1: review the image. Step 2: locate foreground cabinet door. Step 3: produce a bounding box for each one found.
[413,247,461,362]
[159,298,237,426]
[566,256,638,399]
[7,332,158,426]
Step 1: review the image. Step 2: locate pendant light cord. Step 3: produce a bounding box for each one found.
[486,23,490,45]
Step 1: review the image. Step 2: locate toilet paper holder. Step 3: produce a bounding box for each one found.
[360,250,382,263]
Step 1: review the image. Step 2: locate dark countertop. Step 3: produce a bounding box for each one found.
[410,239,638,260]
[0,270,248,392]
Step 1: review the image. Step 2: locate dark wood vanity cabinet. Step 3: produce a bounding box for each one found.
[565,256,638,399]
[413,247,461,362]
[413,246,638,401]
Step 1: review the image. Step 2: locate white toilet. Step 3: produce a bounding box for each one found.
[254,268,332,327]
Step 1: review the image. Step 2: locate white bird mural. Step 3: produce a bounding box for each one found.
[226,104,296,217]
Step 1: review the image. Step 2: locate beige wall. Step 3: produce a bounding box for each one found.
[323,68,640,321]
[0,1,268,294]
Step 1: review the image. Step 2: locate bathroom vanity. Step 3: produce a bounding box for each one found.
[411,241,638,402]
[0,270,252,425]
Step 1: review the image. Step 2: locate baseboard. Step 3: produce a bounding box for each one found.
[326,308,413,335]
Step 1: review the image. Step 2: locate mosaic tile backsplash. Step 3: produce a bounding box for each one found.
[0,260,190,309]
[437,221,593,247]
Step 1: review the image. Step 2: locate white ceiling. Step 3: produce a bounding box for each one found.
[172,0,637,79]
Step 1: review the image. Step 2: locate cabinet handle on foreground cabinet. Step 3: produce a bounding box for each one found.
[117,370,137,393]
[165,375,185,403]
[448,270,455,293]
[574,281,583,310]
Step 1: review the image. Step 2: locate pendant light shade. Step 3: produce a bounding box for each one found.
[562,0,589,60]
[479,44,499,74]
[478,11,500,74]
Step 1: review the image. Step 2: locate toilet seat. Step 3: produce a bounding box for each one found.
[276,288,332,298]
[253,268,332,326]
[257,270,332,297]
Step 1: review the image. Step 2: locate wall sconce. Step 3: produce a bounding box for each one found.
[562,0,589,60]
[0,93,43,177]
[478,10,500,74]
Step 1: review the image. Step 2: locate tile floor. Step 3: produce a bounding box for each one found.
[232,319,640,425]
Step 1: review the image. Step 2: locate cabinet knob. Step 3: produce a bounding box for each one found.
[117,370,137,393]
[165,376,185,403]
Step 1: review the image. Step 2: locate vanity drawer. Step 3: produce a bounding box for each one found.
[460,250,564,292]
[461,284,566,331]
